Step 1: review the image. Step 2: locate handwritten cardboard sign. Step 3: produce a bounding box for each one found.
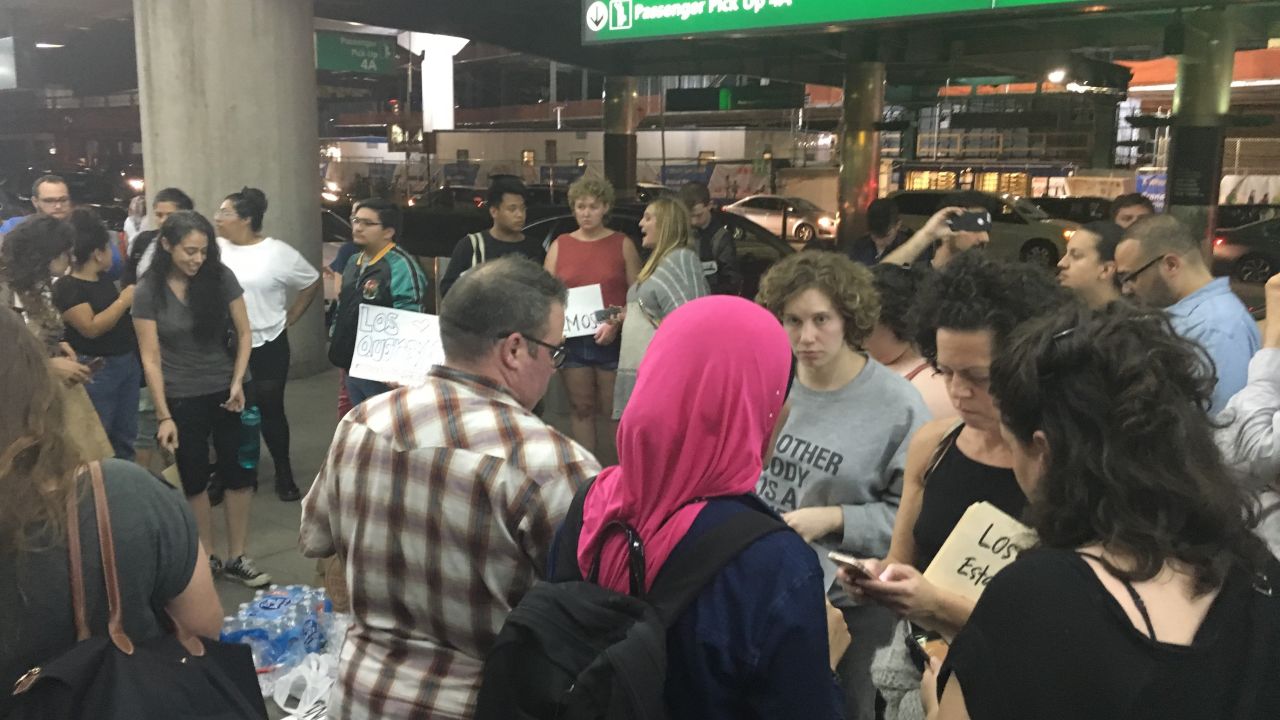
[923,501,1035,603]
[348,304,446,387]
[563,284,606,339]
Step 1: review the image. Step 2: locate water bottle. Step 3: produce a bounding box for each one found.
[219,616,239,643]
[237,405,261,471]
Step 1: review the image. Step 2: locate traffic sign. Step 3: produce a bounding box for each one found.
[582,0,1123,43]
[315,31,396,75]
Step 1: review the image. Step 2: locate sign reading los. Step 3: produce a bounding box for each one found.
[583,0,1088,43]
[315,31,396,74]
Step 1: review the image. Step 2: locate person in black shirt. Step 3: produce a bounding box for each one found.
[439,177,546,297]
[920,302,1280,720]
[678,182,742,296]
[53,209,140,460]
[846,198,912,266]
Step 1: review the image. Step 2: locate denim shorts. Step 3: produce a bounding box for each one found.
[562,335,620,370]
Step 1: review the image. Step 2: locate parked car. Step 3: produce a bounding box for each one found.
[635,183,675,202]
[1213,217,1280,284]
[889,190,1079,267]
[408,185,487,209]
[523,208,794,300]
[1029,196,1109,224]
[723,195,836,244]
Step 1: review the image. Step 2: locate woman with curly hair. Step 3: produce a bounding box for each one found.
[922,302,1280,720]
[865,264,955,420]
[838,254,1072,720]
[756,250,931,720]
[544,176,641,454]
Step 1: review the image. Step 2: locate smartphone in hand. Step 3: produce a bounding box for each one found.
[85,357,106,373]
[828,551,876,581]
[906,630,950,672]
[593,307,621,323]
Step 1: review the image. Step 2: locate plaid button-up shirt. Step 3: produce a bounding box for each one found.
[301,365,600,719]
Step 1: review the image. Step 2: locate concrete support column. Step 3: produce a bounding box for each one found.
[549,60,558,104]
[133,0,326,375]
[1090,98,1119,169]
[2,9,39,89]
[603,76,638,193]
[900,109,919,162]
[401,33,469,132]
[1167,7,1235,246]
[838,60,886,246]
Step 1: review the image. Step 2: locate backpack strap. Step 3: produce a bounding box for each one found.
[84,461,135,654]
[65,475,89,642]
[645,506,786,626]
[551,476,597,583]
[469,233,485,267]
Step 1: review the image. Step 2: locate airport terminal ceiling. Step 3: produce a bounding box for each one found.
[315,0,1280,86]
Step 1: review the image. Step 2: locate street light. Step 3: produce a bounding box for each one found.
[1047,68,1068,84]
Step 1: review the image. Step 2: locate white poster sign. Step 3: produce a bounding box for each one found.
[349,304,446,388]
[923,502,1035,603]
[564,284,606,339]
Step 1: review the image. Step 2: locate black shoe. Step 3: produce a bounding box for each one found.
[275,481,301,502]
[273,460,300,502]
[223,555,272,588]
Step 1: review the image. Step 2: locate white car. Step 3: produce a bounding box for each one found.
[724,195,837,243]
[889,190,1079,267]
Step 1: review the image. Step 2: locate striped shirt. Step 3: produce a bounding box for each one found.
[300,365,600,719]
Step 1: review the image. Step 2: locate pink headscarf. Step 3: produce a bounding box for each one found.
[577,295,792,594]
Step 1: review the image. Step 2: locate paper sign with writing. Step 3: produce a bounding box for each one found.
[348,305,446,387]
[923,501,1035,603]
[563,284,606,339]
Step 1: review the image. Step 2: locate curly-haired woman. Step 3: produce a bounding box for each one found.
[544,176,641,454]
[865,264,955,420]
[756,250,931,720]
[921,302,1280,720]
[838,254,1072,720]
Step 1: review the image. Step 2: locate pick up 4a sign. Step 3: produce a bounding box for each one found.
[583,0,1095,43]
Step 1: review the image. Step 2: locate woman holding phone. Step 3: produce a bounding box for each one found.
[54,209,140,461]
[133,210,270,588]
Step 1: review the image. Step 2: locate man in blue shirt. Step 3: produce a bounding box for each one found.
[1115,214,1260,413]
[0,174,124,279]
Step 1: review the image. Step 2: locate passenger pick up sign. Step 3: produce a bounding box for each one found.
[564,284,607,339]
[923,502,1035,602]
[349,305,446,388]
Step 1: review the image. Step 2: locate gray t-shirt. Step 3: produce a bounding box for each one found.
[757,357,930,558]
[0,460,198,715]
[133,265,243,399]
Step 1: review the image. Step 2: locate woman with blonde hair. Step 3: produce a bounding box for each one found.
[0,307,222,716]
[544,176,641,454]
[612,196,708,418]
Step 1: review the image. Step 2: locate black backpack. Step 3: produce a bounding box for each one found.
[474,481,786,720]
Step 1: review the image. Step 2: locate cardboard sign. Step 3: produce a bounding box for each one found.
[923,501,1035,603]
[564,284,606,339]
[348,305,446,387]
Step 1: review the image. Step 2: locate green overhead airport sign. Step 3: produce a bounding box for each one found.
[315,31,396,74]
[582,0,1094,43]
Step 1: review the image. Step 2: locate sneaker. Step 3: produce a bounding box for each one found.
[224,555,272,588]
[209,555,224,576]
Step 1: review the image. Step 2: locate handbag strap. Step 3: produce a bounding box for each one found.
[65,482,90,642]
[84,462,135,654]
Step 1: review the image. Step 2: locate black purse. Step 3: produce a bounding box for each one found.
[8,462,268,719]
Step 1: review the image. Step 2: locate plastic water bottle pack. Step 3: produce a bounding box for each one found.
[218,584,340,676]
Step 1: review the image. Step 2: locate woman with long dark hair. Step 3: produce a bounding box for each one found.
[215,187,320,501]
[922,302,1280,719]
[133,210,270,588]
[54,208,140,461]
[0,306,222,717]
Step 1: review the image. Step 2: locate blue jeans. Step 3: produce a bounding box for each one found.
[345,375,390,408]
[81,352,141,461]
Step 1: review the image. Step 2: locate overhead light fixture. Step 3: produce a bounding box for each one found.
[1046,68,1068,84]
[346,21,365,27]
[35,43,64,49]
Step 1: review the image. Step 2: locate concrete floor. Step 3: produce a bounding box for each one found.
[213,367,616,612]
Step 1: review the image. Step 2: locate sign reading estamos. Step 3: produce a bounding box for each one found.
[582,0,1090,43]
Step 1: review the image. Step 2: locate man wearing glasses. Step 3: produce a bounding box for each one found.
[0,175,74,237]
[303,256,599,719]
[1114,214,1259,413]
[327,197,430,406]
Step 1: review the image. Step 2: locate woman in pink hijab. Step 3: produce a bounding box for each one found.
[567,295,844,720]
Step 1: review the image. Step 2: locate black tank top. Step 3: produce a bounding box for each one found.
[912,424,1028,572]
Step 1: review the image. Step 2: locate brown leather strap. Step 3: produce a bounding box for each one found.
[86,461,134,654]
[65,476,89,642]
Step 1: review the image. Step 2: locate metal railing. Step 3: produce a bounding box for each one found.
[917,130,1094,161]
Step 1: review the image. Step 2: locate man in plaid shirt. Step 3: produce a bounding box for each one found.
[301,256,601,719]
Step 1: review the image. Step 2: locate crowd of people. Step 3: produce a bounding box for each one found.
[2,171,1280,720]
